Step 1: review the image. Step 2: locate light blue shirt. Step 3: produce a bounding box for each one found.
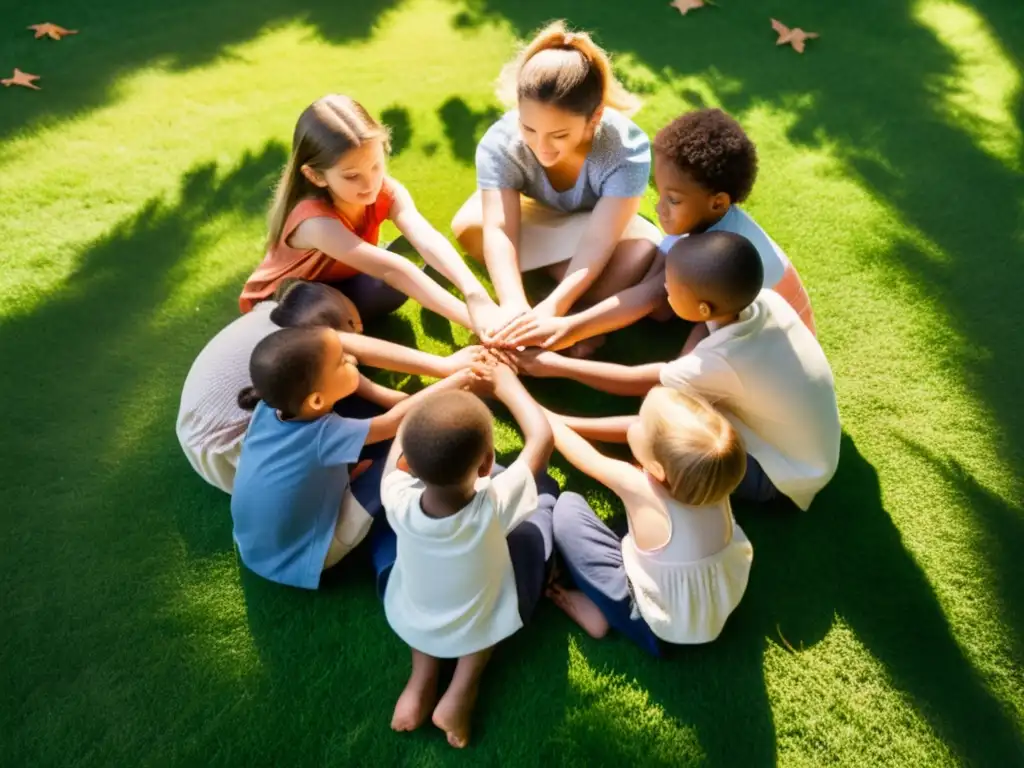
[659,206,790,289]
[476,109,651,212]
[231,402,370,589]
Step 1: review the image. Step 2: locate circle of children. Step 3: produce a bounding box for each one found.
[177,21,839,750]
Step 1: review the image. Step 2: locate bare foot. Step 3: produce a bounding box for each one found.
[563,335,607,359]
[431,685,478,748]
[391,651,439,733]
[547,584,610,639]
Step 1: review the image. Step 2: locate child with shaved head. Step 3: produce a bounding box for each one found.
[376,365,555,749]
[519,231,841,510]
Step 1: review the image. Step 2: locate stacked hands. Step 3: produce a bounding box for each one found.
[466,293,578,353]
[439,337,559,397]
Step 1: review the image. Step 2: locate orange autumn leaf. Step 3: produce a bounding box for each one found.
[771,19,818,53]
[670,0,711,16]
[28,22,78,40]
[2,68,41,90]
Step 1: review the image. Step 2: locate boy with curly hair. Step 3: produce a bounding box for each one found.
[500,109,815,351]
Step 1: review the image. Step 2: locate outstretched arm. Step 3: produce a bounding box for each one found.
[291,216,471,328]
[338,332,487,380]
[516,350,664,397]
[492,364,553,476]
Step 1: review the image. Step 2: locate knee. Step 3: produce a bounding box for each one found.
[552,492,589,542]
[451,209,484,263]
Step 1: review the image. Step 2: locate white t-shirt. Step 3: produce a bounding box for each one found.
[660,290,840,510]
[622,486,752,644]
[383,459,538,658]
[176,301,279,492]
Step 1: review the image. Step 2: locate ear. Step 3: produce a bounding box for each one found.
[300,164,328,188]
[589,106,605,130]
[709,191,731,214]
[305,390,325,412]
[698,301,713,319]
[647,459,667,483]
[478,449,496,478]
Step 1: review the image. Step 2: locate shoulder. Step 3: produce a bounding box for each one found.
[287,198,345,246]
[479,110,519,148]
[381,176,410,216]
[595,109,651,161]
[382,469,424,514]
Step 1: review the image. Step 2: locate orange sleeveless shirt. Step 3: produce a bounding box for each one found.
[239,187,394,313]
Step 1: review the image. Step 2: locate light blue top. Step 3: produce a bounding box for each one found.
[475,109,651,212]
[659,205,790,289]
[231,401,370,589]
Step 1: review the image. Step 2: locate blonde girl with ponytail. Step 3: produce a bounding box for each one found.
[452,21,661,354]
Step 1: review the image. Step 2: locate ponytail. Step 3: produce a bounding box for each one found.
[237,386,262,411]
[497,20,641,117]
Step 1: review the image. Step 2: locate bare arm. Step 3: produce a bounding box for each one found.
[492,365,553,476]
[355,374,408,410]
[338,332,468,379]
[518,351,664,397]
[553,413,638,444]
[389,179,490,301]
[546,417,669,550]
[363,369,473,445]
[291,217,471,328]
[537,195,642,316]
[481,189,530,310]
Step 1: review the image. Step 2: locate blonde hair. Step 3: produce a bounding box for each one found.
[266,95,390,250]
[497,20,641,118]
[639,387,747,506]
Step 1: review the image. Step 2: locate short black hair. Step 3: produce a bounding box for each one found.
[237,326,327,418]
[666,231,764,316]
[270,279,360,332]
[401,390,493,486]
[654,109,758,203]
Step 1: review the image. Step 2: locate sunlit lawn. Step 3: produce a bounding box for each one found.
[1,0,1022,765]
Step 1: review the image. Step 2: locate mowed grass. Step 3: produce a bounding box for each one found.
[0,0,1022,765]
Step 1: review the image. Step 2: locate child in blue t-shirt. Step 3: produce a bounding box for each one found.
[231,325,485,589]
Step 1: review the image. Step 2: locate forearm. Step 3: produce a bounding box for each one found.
[387,262,472,328]
[541,357,664,397]
[557,414,637,444]
[497,382,554,474]
[365,374,465,444]
[483,229,528,307]
[417,229,489,300]
[542,250,614,316]
[550,277,666,350]
[338,332,451,378]
[355,375,409,410]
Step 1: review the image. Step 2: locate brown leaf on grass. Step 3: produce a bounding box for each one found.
[670,0,711,16]
[2,68,41,90]
[28,23,78,40]
[771,18,819,53]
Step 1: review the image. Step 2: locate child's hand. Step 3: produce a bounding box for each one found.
[490,312,574,351]
[513,349,562,378]
[451,357,497,399]
[443,345,486,377]
[491,362,521,394]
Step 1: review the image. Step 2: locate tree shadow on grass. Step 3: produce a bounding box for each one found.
[0,0,403,143]
[438,96,502,164]
[532,434,1024,766]
[0,146,300,765]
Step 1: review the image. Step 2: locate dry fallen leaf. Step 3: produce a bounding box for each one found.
[670,0,711,16]
[28,22,78,40]
[771,19,818,53]
[2,68,42,90]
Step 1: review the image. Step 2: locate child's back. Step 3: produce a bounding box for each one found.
[383,457,538,656]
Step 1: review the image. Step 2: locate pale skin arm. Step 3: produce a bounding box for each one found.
[480,188,530,310]
[554,414,638,444]
[546,416,669,551]
[291,217,472,328]
[518,351,664,397]
[536,195,643,317]
[337,332,484,379]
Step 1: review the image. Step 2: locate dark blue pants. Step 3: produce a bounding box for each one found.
[551,492,663,656]
[732,453,779,503]
[333,396,391,519]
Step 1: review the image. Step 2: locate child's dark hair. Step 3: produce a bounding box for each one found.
[654,109,758,203]
[401,391,493,486]
[237,327,327,419]
[498,20,640,118]
[270,279,361,332]
[667,231,764,316]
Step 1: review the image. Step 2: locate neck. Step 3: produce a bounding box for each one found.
[420,482,477,519]
[692,207,730,235]
[329,192,367,223]
[708,312,740,329]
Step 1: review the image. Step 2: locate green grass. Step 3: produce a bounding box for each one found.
[1,0,1022,764]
